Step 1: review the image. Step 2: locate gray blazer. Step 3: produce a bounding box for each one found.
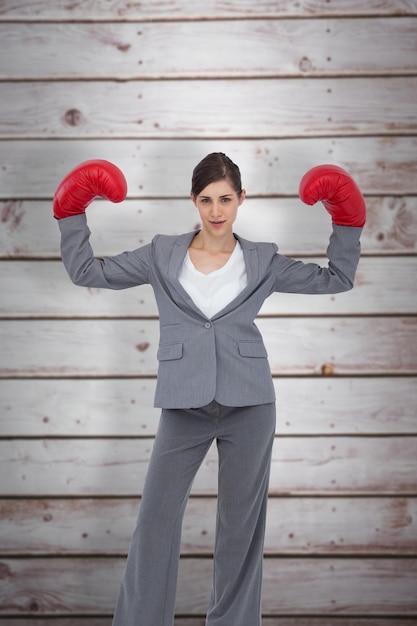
[59,214,362,408]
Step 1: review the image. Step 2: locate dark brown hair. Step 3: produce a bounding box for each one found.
[191,152,242,197]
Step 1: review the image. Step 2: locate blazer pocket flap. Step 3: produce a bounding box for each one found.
[157,342,183,361]
[238,341,268,358]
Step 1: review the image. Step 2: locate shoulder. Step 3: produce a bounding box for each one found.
[152,232,196,248]
[234,233,278,256]
[149,232,196,264]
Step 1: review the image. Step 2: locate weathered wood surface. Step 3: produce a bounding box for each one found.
[1,557,416,615]
[1,377,415,437]
[1,0,416,20]
[2,19,416,79]
[1,496,416,556]
[1,437,416,497]
[0,615,414,626]
[2,195,417,258]
[1,138,416,200]
[1,78,416,139]
[1,257,416,317]
[0,3,416,623]
[4,615,414,626]
[1,317,416,378]
[1,137,416,199]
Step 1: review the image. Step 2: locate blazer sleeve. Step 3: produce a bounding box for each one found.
[272,224,362,294]
[58,213,153,289]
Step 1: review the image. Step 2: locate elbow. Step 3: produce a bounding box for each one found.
[325,273,354,294]
[63,258,95,287]
[341,281,354,293]
[328,263,356,293]
[66,269,87,287]
[71,269,88,286]
[335,275,354,293]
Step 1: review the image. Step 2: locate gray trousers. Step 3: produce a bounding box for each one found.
[112,401,276,626]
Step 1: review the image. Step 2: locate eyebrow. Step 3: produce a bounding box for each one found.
[199,193,234,199]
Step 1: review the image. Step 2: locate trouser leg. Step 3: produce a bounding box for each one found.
[206,403,276,626]
[112,404,216,626]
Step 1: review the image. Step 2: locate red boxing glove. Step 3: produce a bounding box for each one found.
[53,159,127,219]
[298,164,366,227]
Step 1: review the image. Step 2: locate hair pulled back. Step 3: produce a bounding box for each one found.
[191,152,242,197]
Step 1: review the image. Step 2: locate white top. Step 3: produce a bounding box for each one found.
[178,241,248,319]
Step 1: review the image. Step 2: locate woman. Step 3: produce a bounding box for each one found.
[54,152,365,625]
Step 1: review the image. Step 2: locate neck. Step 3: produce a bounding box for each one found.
[192,229,236,253]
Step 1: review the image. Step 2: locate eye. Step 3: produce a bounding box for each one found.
[200,197,210,204]
[221,197,232,203]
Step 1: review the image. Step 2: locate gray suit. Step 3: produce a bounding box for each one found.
[59,214,362,408]
[58,214,362,625]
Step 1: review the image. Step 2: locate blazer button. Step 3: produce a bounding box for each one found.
[204,322,211,329]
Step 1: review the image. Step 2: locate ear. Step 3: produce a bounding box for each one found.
[239,189,246,205]
[190,192,197,207]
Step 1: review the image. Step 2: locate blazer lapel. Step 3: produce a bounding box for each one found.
[168,232,207,317]
[168,232,195,282]
[211,234,260,319]
[237,234,259,289]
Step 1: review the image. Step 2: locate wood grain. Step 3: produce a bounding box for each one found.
[0,557,416,615]
[1,78,416,139]
[1,137,416,200]
[3,198,417,263]
[2,19,416,79]
[2,618,415,626]
[0,4,416,623]
[0,615,414,626]
[1,377,415,437]
[1,0,416,20]
[2,195,417,258]
[1,496,416,556]
[1,257,416,317]
[1,437,416,497]
[1,317,415,378]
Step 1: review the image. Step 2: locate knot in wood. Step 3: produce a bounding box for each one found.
[136,342,150,352]
[64,108,83,127]
[299,56,313,73]
[321,362,335,376]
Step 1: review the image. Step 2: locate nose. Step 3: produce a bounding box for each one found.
[210,201,222,217]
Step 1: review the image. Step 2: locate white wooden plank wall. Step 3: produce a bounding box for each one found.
[1,1,417,624]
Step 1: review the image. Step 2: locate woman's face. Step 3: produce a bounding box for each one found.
[191,179,246,236]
